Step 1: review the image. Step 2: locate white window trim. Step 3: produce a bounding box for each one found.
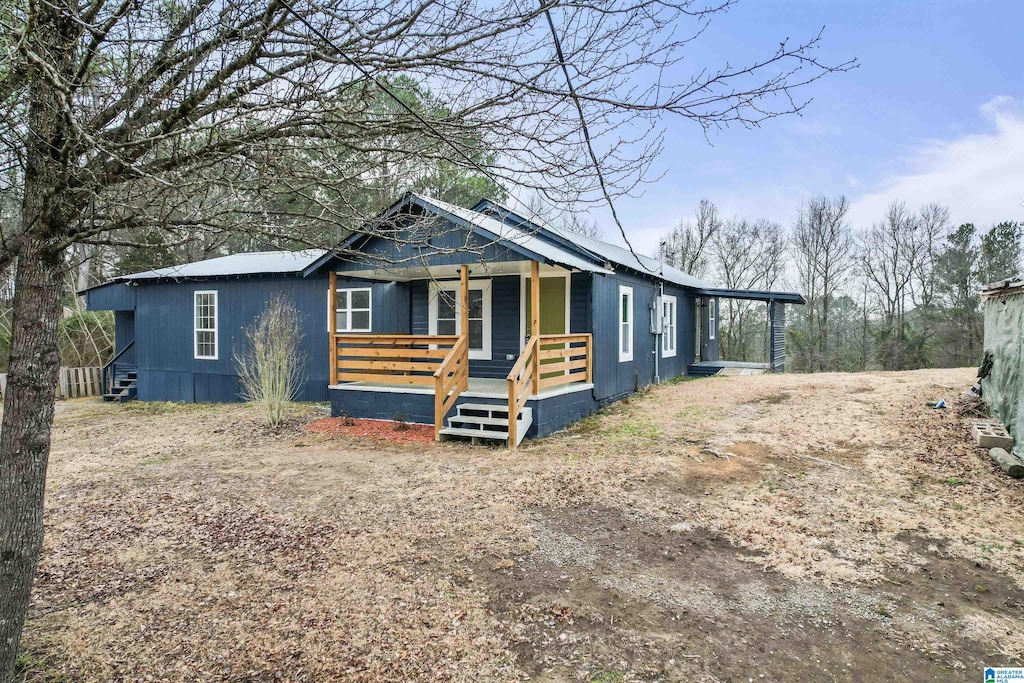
[194,290,218,361]
[335,286,373,333]
[428,279,492,360]
[519,271,571,349]
[618,285,633,363]
[661,294,677,358]
[708,297,716,340]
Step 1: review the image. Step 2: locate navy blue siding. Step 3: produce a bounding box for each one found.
[591,272,652,400]
[113,311,136,366]
[329,386,600,439]
[657,285,695,381]
[85,282,136,311]
[589,272,702,401]
[131,273,407,403]
[475,275,520,378]
[331,390,435,424]
[570,273,591,335]
[528,388,600,438]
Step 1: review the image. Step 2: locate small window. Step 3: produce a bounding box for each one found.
[662,295,677,358]
[194,290,218,360]
[336,287,372,332]
[618,286,633,362]
[708,297,716,340]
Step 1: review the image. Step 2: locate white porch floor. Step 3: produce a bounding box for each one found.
[329,376,594,400]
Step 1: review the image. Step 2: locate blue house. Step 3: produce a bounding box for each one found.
[84,193,803,446]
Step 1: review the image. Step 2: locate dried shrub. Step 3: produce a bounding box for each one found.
[234,296,306,427]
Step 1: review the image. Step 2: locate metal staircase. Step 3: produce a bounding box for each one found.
[439,402,532,447]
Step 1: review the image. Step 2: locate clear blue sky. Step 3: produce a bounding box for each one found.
[579,0,1024,253]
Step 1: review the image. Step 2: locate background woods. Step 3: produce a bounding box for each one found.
[660,197,1021,372]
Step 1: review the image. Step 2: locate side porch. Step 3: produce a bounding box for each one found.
[327,261,595,447]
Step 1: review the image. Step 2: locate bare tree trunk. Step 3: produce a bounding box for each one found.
[0,236,64,676]
[0,2,75,673]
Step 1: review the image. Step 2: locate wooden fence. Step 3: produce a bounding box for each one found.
[0,366,104,400]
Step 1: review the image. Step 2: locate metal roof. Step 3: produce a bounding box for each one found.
[474,199,713,289]
[83,250,327,292]
[476,199,805,302]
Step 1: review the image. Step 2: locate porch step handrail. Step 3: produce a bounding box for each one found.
[536,333,593,390]
[433,335,469,440]
[506,336,538,449]
[333,334,461,385]
[102,340,136,394]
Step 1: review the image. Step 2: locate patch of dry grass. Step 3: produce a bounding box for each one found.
[23,368,1024,680]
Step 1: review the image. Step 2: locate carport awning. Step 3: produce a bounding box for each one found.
[694,287,805,305]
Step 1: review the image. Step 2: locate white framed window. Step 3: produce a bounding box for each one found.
[708,297,716,340]
[661,295,677,358]
[194,290,218,360]
[429,280,492,360]
[618,285,633,362]
[336,287,372,332]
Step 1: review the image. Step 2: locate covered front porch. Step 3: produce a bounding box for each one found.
[327,261,594,447]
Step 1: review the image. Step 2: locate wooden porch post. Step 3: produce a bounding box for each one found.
[328,271,337,385]
[530,260,540,393]
[459,264,469,341]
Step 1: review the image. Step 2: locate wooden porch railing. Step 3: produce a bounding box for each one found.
[505,333,592,449]
[537,333,593,390]
[506,336,538,448]
[333,334,461,385]
[433,335,469,440]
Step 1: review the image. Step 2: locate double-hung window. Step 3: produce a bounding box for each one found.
[194,291,218,360]
[661,295,677,358]
[618,286,633,362]
[336,288,372,332]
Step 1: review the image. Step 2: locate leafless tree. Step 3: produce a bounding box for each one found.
[711,217,786,361]
[912,203,951,311]
[790,195,854,371]
[661,198,721,279]
[0,0,851,672]
[526,194,603,239]
[860,201,925,370]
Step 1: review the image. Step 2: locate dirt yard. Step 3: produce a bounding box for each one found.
[18,368,1024,681]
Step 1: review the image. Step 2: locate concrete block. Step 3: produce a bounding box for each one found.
[972,422,1014,450]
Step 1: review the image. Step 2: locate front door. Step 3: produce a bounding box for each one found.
[429,281,492,360]
[525,276,569,380]
[524,276,568,340]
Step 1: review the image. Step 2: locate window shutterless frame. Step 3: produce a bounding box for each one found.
[618,285,633,362]
[708,297,716,340]
[661,294,677,358]
[335,287,372,332]
[194,290,218,360]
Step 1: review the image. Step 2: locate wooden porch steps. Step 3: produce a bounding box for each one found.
[440,403,533,447]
